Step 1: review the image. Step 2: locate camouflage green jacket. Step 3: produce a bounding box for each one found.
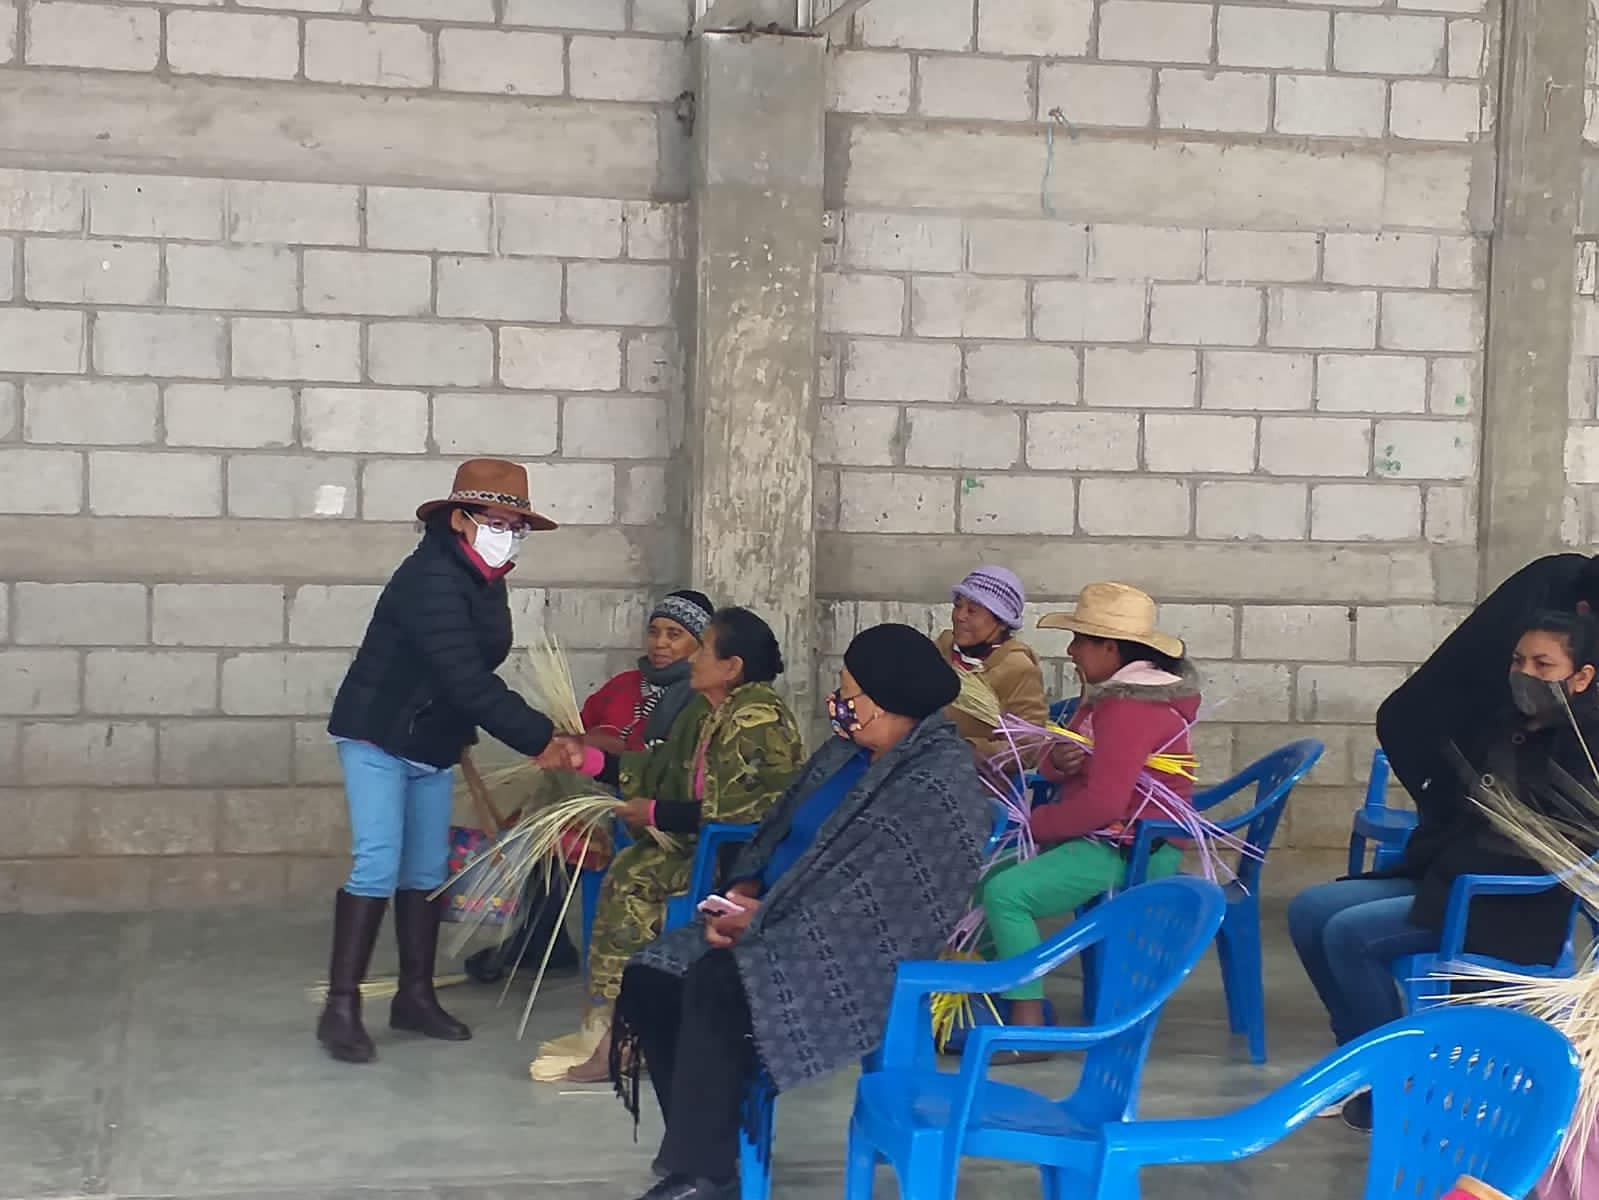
[617,682,803,836]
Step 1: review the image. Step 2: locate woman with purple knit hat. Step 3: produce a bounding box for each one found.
[935,566,1048,765]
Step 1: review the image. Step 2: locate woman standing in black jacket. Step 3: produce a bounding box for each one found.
[317,459,562,1064]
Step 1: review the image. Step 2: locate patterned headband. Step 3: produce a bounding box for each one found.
[452,488,528,508]
[651,595,711,640]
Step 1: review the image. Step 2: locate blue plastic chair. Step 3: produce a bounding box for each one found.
[1089,1007,1579,1200]
[844,877,1227,1200]
[1026,697,1079,807]
[1347,748,1419,875]
[1080,739,1324,1063]
[578,817,632,964]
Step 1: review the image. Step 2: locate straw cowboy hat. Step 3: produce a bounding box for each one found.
[1038,582,1185,660]
[414,459,557,530]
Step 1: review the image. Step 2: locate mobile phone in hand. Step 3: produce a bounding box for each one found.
[697,893,747,917]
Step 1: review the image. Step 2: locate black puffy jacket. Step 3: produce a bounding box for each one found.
[327,524,554,768]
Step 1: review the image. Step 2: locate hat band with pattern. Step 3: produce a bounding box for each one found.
[451,488,529,508]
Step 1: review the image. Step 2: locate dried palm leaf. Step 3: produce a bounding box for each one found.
[952,670,1003,729]
[305,974,467,1003]
[526,630,586,736]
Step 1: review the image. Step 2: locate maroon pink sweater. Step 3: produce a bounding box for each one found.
[1031,662,1202,846]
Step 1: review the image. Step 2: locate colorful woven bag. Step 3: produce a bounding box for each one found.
[439,750,522,927]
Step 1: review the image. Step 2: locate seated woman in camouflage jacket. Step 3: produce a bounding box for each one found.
[532,607,804,1085]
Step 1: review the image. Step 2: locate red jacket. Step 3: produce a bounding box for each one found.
[581,669,650,752]
[1031,662,1201,846]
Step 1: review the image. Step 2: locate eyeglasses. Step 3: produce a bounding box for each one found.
[468,512,533,539]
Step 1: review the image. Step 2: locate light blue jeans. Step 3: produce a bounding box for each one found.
[337,739,456,898]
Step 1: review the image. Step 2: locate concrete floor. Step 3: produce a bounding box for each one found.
[1,900,1374,1200]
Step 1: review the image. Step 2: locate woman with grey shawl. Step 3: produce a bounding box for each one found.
[612,623,993,1200]
[580,590,715,755]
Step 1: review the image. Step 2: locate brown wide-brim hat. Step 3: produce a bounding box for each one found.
[1038,581,1185,660]
[415,459,557,530]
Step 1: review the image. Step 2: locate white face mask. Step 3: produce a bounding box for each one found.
[471,520,519,569]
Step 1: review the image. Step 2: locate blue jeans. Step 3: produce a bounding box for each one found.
[1287,877,1436,1045]
[337,740,456,898]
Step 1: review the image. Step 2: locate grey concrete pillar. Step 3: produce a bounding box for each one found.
[1477,0,1588,592]
[686,31,825,725]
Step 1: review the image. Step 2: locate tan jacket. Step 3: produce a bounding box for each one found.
[935,630,1049,766]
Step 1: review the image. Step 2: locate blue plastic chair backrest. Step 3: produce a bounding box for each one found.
[1069,877,1228,1126]
[1049,696,1078,726]
[1365,1007,1579,1197]
[1185,739,1321,894]
[1365,748,1392,810]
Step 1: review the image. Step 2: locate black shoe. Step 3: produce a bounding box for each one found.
[389,890,471,1041]
[317,890,388,1064]
[637,1174,738,1200]
[1341,1090,1373,1133]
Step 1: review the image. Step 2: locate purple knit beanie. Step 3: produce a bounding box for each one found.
[951,566,1026,630]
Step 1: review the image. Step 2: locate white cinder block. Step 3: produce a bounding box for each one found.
[367,188,492,254]
[1323,233,1436,288]
[167,10,299,79]
[0,449,84,514]
[25,238,160,305]
[305,20,433,89]
[1038,63,1153,128]
[965,344,1079,405]
[625,330,682,395]
[844,212,963,273]
[562,395,670,460]
[166,245,298,312]
[1205,231,1320,283]
[1241,606,1350,661]
[960,474,1077,535]
[1568,427,1599,485]
[1373,418,1475,478]
[1027,410,1139,470]
[1195,663,1293,722]
[228,181,360,247]
[500,327,622,391]
[1310,483,1422,539]
[631,0,689,32]
[25,380,157,446]
[1083,348,1198,407]
[1448,19,1487,78]
[90,176,224,240]
[0,170,85,234]
[1145,413,1257,473]
[1296,665,1409,723]
[153,585,285,648]
[618,464,668,526]
[1034,280,1147,342]
[0,380,15,439]
[96,313,223,379]
[1333,13,1446,76]
[968,219,1087,276]
[435,257,561,323]
[822,274,906,336]
[838,471,957,533]
[1429,357,1475,415]
[1316,354,1429,412]
[90,451,223,517]
[85,651,218,716]
[1201,351,1313,410]
[0,310,84,375]
[302,389,429,454]
[817,405,900,467]
[231,318,360,383]
[569,35,688,102]
[304,251,432,317]
[1099,0,1213,63]
[1355,605,1466,662]
[1157,69,1271,134]
[165,385,295,449]
[220,651,349,716]
[438,29,564,96]
[623,201,679,261]
[433,393,558,457]
[497,195,624,259]
[916,56,1032,122]
[1268,289,1378,349]
[15,582,146,646]
[288,586,385,648]
[369,323,494,388]
[567,263,674,327]
[1150,284,1264,346]
[503,0,626,27]
[0,0,13,65]
[373,0,492,16]
[1425,484,1471,544]
[844,340,962,404]
[1391,80,1484,142]
[858,0,973,50]
[1259,416,1372,476]
[828,51,913,115]
[1195,480,1308,540]
[238,0,358,11]
[1160,604,1238,660]
[979,0,1093,55]
[1090,225,1202,281]
[1274,75,1387,138]
[1078,478,1190,535]
[1379,292,1477,352]
[26,1,158,70]
[904,408,1020,469]
[1217,6,1329,69]
[228,454,357,519]
[1435,235,1480,290]
[911,277,1027,339]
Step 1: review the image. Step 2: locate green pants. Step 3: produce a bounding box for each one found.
[979,838,1184,1000]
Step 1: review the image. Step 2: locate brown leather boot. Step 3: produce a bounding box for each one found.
[390,889,471,1041]
[317,889,387,1063]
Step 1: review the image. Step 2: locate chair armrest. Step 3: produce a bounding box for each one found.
[685,822,758,908]
[1436,872,1563,960]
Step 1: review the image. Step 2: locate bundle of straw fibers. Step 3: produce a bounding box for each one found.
[952,669,1002,729]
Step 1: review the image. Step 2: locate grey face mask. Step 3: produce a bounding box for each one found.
[1509,671,1569,721]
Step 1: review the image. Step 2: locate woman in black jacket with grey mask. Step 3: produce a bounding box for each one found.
[317,458,563,1065]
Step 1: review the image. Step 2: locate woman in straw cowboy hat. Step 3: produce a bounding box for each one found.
[317,459,568,1065]
[976,581,1200,1057]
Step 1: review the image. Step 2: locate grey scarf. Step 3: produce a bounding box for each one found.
[638,657,694,746]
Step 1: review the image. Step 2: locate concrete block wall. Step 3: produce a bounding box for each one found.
[816,0,1494,855]
[0,1,694,910]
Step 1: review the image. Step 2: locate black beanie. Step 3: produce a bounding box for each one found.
[843,623,960,720]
